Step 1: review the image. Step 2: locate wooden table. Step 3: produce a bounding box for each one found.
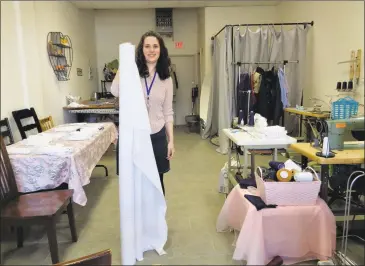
[284,108,331,142]
[63,100,119,122]
[63,99,116,110]
[289,141,365,203]
[284,108,331,119]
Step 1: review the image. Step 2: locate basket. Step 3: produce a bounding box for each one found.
[331,96,359,120]
[255,166,321,206]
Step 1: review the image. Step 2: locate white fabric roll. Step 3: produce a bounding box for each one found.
[118,43,168,265]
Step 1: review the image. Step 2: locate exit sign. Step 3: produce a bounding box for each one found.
[175,41,183,49]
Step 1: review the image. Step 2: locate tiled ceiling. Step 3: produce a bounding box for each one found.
[70,0,280,9]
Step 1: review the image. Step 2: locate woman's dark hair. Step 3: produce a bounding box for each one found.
[136,31,171,80]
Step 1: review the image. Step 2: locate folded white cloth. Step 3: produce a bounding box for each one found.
[23,135,53,146]
[6,147,31,155]
[65,128,99,141]
[53,126,80,132]
[33,145,74,155]
[67,102,88,108]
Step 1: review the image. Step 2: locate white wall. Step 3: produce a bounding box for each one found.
[94,8,199,86]
[1,1,97,142]
[94,8,199,124]
[278,1,364,111]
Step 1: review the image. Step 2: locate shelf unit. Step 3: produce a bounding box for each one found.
[47,32,73,81]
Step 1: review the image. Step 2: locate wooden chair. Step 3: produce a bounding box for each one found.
[39,116,55,131]
[0,118,14,145]
[53,249,112,266]
[12,107,42,139]
[0,137,78,264]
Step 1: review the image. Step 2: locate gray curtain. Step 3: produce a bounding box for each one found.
[204,24,310,153]
[233,27,271,117]
[202,26,233,155]
[269,25,311,135]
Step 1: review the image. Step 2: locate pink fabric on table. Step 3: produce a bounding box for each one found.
[217,185,337,265]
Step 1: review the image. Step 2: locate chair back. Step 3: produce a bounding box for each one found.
[53,249,112,266]
[0,118,14,145]
[0,137,19,207]
[12,107,42,139]
[40,116,55,131]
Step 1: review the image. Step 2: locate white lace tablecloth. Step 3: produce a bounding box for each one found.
[7,122,118,206]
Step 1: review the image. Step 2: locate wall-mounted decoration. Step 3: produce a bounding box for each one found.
[77,68,83,76]
[47,32,73,81]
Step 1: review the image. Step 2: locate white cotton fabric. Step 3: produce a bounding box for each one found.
[118,43,168,265]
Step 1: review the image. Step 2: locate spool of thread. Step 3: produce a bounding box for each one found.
[342,81,347,91]
[269,161,285,171]
[322,137,329,156]
[336,82,341,91]
[248,111,255,126]
[239,110,244,126]
[294,172,313,182]
[276,169,293,182]
[348,81,353,91]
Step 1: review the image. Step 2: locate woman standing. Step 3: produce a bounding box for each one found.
[111,31,175,196]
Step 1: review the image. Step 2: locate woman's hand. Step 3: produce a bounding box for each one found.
[167,142,175,160]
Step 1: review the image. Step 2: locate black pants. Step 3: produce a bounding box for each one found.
[116,126,169,194]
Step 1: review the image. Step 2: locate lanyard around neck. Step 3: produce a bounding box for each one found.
[144,72,157,99]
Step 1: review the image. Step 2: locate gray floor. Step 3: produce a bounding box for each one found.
[1,129,364,265]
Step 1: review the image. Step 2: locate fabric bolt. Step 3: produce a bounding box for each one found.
[117,43,167,265]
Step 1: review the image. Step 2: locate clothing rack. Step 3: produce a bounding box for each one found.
[211,21,314,40]
[236,60,299,125]
[234,60,299,66]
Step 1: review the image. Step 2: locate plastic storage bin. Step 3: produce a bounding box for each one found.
[331,96,359,120]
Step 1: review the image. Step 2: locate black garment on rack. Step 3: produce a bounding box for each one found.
[256,68,283,124]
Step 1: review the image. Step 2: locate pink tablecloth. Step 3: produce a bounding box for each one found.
[217,185,336,265]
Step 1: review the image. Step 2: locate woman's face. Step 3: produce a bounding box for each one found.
[143,36,160,64]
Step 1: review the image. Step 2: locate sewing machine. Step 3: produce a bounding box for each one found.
[326,117,365,150]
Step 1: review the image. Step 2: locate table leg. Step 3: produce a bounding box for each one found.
[227,139,232,194]
[305,118,311,142]
[273,148,278,161]
[320,165,329,202]
[301,155,308,169]
[243,147,248,178]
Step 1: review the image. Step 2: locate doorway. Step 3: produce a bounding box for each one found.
[169,55,198,126]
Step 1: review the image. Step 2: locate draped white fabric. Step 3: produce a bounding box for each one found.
[118,43,168,265]
[203,25,310,151]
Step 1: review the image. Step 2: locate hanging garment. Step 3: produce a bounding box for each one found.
[118,43,168,265]
[278,67,290,108]
[236,72,253,124]
[256,68,283,124]
[273,71,284,125]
